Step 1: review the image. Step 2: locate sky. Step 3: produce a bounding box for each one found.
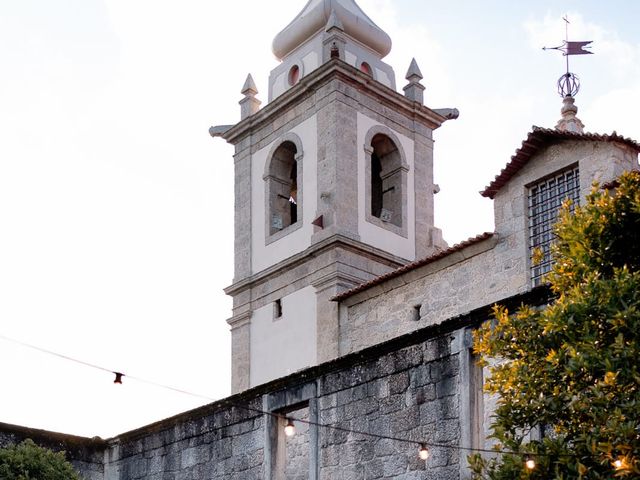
[0,0,638,438]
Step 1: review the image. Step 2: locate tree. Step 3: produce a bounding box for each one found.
[470,171,640,479]
[0,439,80,480]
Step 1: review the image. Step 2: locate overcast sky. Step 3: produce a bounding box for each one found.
[1,0,638,438]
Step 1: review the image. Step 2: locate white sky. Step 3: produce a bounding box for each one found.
[0,0,638,438]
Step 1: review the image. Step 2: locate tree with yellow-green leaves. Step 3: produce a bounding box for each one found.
[0,439,80,480]
[470,171,640,479]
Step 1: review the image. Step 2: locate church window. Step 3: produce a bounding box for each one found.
[360,62,372,76]
[528,165,580,286]
[412,304,422,321]
[274,299,282,319]
[371,152,383,217]
[288,65,300,86]
[264,135,303,242]
[369,133,404,228]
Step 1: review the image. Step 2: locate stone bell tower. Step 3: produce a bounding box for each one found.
[211,0,458,393]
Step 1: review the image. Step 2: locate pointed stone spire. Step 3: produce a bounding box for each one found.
[241,74,258,96]
[239,74,261,120]
[556,96,585,133]
[403,58,425,104]
[405,58,423,82]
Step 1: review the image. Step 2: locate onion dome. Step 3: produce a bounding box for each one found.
[272,0,392,60]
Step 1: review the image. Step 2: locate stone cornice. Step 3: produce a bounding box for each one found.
[311,270,367,293]
[226,311,251,328]
[222,59,448,146]
[223,233,409,297]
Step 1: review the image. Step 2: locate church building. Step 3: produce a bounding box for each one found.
[1,1,639,479]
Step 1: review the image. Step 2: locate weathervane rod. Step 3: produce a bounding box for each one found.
[563,15,570,74]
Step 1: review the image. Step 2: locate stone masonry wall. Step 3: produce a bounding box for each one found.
[105,329,467,480]
[341,235,524,356]
[104,398,265,480]
[317,336,463,480]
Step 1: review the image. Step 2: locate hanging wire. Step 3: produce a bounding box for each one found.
[0,333,214,401]
[0,333,597,461]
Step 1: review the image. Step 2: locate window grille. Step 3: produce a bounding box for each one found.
[528,166,580,286]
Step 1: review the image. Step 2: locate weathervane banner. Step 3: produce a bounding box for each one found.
[565,41,593,55]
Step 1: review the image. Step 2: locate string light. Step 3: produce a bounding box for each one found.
[0,332,618,465]
[418,444,430,460]
[525,456,536,470]
[284,418,295,437]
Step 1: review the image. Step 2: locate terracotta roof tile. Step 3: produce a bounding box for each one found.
[481,127,640,199]
[331,232,494,302]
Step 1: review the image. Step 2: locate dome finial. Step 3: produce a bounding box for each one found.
[556,96,584,133]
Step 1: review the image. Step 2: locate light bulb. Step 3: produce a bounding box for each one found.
[284,418,295,437]
[613,459,624,470]
[418,444,430,460]
[525,457,535,470]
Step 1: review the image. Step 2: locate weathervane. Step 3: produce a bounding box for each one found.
[543,16,593,98]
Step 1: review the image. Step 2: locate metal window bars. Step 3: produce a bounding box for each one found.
[528,166,580,286]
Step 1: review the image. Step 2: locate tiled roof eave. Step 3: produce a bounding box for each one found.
[331,232,494,302]
[481,127,640,199]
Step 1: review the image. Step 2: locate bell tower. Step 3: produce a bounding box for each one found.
[211,0,458,393]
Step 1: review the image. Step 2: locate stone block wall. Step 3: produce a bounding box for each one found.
[317,336,463,480]
[104,328,468,480]
[340,235,525,356]
[105,398,265,480]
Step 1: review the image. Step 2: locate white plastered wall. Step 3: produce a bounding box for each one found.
[269,35,395,100]
[249,286,317,387]
[251,116,318,273]
[357,112,416,260]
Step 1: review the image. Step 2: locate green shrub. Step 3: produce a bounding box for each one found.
[471,171,640,479]
[0,439,80,480]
